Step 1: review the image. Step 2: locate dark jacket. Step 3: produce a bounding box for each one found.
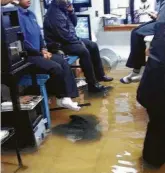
[44,0,81,48]
[157,0,165,22]
[149,22,165,65]
[18,7,46,56]
[137,22,165,109]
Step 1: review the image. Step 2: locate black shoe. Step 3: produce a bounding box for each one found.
[88,83,109,93]
[98,76,114,82]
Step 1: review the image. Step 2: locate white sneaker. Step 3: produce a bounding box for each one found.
[120,71,140,84]
[56,98,81,111]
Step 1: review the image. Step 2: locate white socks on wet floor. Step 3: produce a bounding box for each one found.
[56,97,81,111]
[120,69,142,84]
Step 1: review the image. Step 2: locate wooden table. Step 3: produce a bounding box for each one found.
[104,24,140,31]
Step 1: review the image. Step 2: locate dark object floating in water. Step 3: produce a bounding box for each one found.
[52,115,102,142]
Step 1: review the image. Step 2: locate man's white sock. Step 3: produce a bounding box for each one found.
[56,98,81,111]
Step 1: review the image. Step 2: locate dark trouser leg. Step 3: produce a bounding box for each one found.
[126,21,156,69]
[126,28,146,69]
[50,54,78,98]
[63,43,97,84]
[27,55,78,98]
[137,59,165,167]
[81,39,105,80]
[143,109,165,167]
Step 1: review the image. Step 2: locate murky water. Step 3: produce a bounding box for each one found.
[2,62,165,173]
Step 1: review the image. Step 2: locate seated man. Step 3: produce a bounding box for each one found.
[120,0,165,84]
[44,0,113,93]
[18,0,80,111]
[137,22,165,168]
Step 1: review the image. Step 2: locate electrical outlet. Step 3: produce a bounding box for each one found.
[95,11,99,17]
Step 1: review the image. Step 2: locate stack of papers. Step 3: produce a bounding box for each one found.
[0,130,9,142]
[1,96,43,112]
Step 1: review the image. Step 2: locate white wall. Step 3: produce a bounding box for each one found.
[76,0,104,40]
[29,0,43,28]
[78,0,130,60]
[97,31,131,60]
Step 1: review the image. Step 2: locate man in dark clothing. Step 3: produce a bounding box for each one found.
[44,0,113,93]
[120,0,165,84]
[137,22,165,168]
[18,0,81,111]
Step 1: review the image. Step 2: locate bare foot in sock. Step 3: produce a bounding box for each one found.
[120,70,141,84]
[56,98,81,111]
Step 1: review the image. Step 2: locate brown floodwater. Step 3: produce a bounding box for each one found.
[2,62,165,173]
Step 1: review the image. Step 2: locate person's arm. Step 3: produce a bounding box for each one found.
[147,11,158,20]
[67,4,77,27]
[28,12,52,59]
[68,11,77,27]
[24,41,42,56]
[1,0,19,5]
[18,13,42,56]
[1,0,12,5]
[157,2,165,22]
[48,11,80,44]
[150,22,165,64]
[68,12,77,27]
[29,12,46,51]
[40,34,46,50]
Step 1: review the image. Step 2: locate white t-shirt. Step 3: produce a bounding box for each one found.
[134,0,156,23]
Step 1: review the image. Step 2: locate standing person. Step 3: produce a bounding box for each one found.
[44,0,114,93]
[18,0,81,111]
[137,22,165,168]
[137,0,153,23]
[120,0,165,84]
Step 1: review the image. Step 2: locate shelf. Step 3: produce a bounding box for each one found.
[1,96,43,112]
[1,128,15,145]
[104,24,140,31]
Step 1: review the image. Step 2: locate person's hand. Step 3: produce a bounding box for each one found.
[41,49,52,60]
[148,11,158,19]
[1,0,18,5]
[67,4,74,12]
[41,49,48,55]
[11,0,19,5]
[43,52,52,60]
